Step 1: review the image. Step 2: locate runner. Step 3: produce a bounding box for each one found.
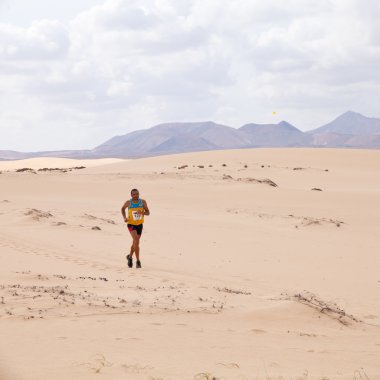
[121,189,150,268]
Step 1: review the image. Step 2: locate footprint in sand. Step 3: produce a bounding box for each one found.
[363,315,378,319]
[299,332,318,337]
[0,233,124,274]
[250,329,266,334]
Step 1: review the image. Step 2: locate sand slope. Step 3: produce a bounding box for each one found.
[0,148,379,379]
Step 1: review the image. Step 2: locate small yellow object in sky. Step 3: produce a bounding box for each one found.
[272,111,276,115]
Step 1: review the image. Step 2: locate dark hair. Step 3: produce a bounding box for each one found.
[131,188,139,195]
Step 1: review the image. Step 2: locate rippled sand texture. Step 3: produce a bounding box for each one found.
[0,148,379,380]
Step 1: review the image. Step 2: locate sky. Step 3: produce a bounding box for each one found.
[0,0,380,151]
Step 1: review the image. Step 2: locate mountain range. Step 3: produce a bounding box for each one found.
[1,111,380,160]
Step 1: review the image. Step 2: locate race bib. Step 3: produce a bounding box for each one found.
[132,211,142,221]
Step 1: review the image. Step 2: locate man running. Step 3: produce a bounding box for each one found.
[121,188,150,268]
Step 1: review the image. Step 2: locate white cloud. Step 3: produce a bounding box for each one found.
[0,20,69,60]
[0,0,379,150]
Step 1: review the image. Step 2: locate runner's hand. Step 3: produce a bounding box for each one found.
[124,217,128,223]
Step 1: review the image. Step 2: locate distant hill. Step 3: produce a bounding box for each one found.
[92,121,249,157]
[239,121,311,147]
[0,150,95,160]
[310,132,380,148]
[307,111,380,148]
[308,111,380,135]
[92,120,310,157]
[0,151,30,160]
[1,111,380,160]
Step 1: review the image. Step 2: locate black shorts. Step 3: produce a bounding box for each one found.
[127,224,143,236]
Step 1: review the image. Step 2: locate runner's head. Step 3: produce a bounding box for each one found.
[131,188,139,200]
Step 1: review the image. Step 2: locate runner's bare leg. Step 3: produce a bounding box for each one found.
[129,230,141,261]
[129,244,135,257]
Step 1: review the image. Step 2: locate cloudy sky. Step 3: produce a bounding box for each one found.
[0,0,379,151]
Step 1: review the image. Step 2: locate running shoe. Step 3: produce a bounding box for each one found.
[136,260,142,269]
[126,254,133,268]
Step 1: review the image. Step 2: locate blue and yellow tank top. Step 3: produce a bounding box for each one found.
[128,198,144,226]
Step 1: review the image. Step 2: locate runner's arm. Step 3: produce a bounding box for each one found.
[142,200,150,216]
[121,200,130,222]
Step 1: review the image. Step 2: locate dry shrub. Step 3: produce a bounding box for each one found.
[286,291,360,326]
[237,177,278,187]
[24,209,53,221]
[81,354,113,373]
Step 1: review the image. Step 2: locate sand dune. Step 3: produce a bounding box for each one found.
[0,157,125,171]
[0,148,379,379]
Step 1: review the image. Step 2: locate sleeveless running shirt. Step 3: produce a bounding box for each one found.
[128,198,144,226]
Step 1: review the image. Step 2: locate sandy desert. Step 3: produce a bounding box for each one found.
[0,148,379,380]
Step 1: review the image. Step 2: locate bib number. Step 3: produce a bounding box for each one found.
[132,211,142,221]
